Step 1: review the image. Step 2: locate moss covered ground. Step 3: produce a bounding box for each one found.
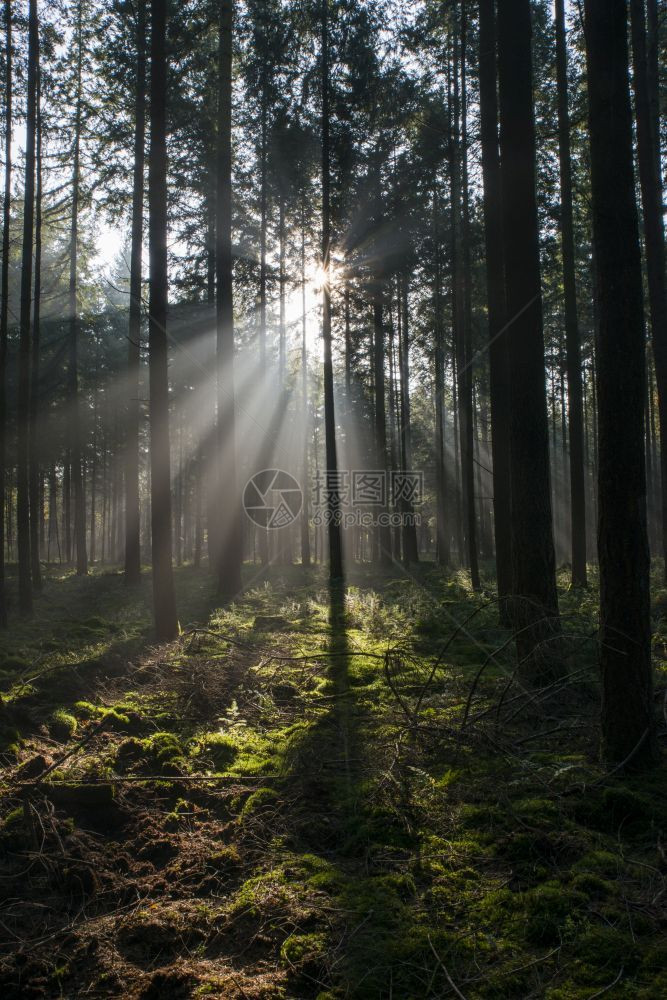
[0,562,666,998]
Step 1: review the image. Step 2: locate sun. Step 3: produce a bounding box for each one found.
[306,258,341,292]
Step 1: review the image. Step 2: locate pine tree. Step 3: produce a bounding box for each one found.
[497,0,560,674]
[584,0,657,766]
[17,0,39,616]
[148,0,178,640]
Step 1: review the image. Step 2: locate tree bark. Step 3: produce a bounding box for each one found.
[17,0,38,616]
[125,0,146,585]
[321,0,342,581]
[148,0,178,640]
[497,0,560,674]
[478,6,512,616]
[584,0,657,766]
[69,0,87,576]
[399,275,419,564]
[29,66,43,590]
[0,0,11,625]
[300,207,311,567]
[456,1,480,589]
[433,188,449,567]
[216,0,242,599]
[555,0,587,587]
[630,0,667,583]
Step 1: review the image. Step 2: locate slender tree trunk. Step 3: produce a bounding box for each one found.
[69,0,87,576]
[17,0,38,616]
[387,304,400,560]
[433,189,449,566]
[89,392,97,564]
[63,454,71,562]
[257,98,269,567]
[125,1,146,584]
[206,168,215,304]
[497,0,560,674]
[630,0,667,582]
[554,0,587,587]
[47,463,58,564]
[175,419,182,566]
[321,0,342,580]
[194,446,202,568]
[148,0,178,640]
[0,0,11,624]
[28,65,42,591]
[279,190,286,384]
[373,263,391,562]
[585,0,657,766]
[399,276,419,563]
[456,2,480,589]
[300,207,311,567]
[216,0,242,599]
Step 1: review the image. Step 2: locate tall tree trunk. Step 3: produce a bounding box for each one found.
[584,0,657,766]
[300,207,311,567]
[321,0,342,581]
[433,188,449,566]
[0,0,11,625]
[28,64,42,591]
[554,0,587,587]
[216,0,242,599]
[373,268,391,562]
[148,0,178,640]
[456,1,480,589]
[63,454,71,562]
[646,0,661,187]
[69,0,87,576]
[125,0,146,584]
[387,301,400,559]
[497,0,560,674]
[17,0,38,616]
[630,0,667,582]
[47,463,59,564]
[399,275,419,564]
[279,190,286,385]
[257,98,269,567]
[89,389,97,564]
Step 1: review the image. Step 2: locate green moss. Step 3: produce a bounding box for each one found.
[572,927,640,980]
[143,732,183,762]
[207,845,241,871]
[73,700,99,719]
[522,883,587,945]
[0,805,27,849]
[49,709,78,741]
[3,806,24,828]
[194,732,238,770]
[101,708,132,731]
[239,787,279,819]
[569,872,614,899]
[573,850,622,877]
[0,724,21,750]
[280,932,326,968]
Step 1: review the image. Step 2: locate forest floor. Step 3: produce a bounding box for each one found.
[0,562,666,999]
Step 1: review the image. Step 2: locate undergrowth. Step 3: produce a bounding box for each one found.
[0,561,665,998]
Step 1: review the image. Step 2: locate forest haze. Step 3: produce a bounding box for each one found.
[0,0,666,997]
